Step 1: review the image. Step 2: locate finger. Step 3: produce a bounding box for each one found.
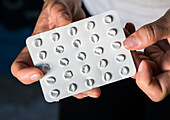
[145,60,160,76]
[33,11,50,34]
[155,71,170,97]
[124,9,170,50]
[11,61,43,85]
[33,2,73,35]
[138,55,150,60]
[145,44,170,71]
[131,51,141,69]
[161,50,170,71]
[125,22,136,34]
[49,2,72,27]
[130,51,141,79]
[74,93,88,99]
[137,51,145,55]
[14,67,43,85]
[11,47,43,84]
[144,45,164,59]
[133,52,159,77]
[136,60,169,102]
[72,7,86,21]
[73,88,101,99]
[155,39,170,52]
[144,45,164,64]
[124,28,130,38]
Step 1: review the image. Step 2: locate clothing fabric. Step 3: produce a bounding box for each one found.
[83,0,170,28]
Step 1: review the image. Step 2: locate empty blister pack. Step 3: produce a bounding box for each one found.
[26,10,136,102]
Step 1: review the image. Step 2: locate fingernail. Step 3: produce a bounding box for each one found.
[57,12,70,22]
[30,74,42,81]
[138,61,144,72]
[124,35,139,49]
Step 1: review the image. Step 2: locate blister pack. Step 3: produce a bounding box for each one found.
[26,10,136,102]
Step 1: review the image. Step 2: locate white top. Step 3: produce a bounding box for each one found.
[83,0,170,28]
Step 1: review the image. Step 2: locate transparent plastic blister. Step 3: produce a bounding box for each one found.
[26,10,136,102]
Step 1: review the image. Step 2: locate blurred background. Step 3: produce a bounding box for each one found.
[0,0,170,120]
[0,0,59,120]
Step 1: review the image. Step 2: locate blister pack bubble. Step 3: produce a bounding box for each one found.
[26,10,136,102]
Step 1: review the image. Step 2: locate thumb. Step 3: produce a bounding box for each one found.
[14,67,43,85]
[124,9,170,50]
[11,47,44,85]
[11,63,44,85]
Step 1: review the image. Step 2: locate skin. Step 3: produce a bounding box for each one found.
[11,0,100,99]
[124,9,170,102]
[134,40,170,102]
[11,0,170,102]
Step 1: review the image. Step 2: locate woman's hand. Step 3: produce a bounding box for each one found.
[11,0,101,99]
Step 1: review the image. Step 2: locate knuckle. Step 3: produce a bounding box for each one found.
[149,92,162,102]
[142,24,156,43]
[157,17,170,37]
[149,90,167,102]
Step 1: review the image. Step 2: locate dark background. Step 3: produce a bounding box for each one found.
[0,0,59,120]
[0,0,170,120]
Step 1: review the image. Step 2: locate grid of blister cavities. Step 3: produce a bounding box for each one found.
[32,13,130,100]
